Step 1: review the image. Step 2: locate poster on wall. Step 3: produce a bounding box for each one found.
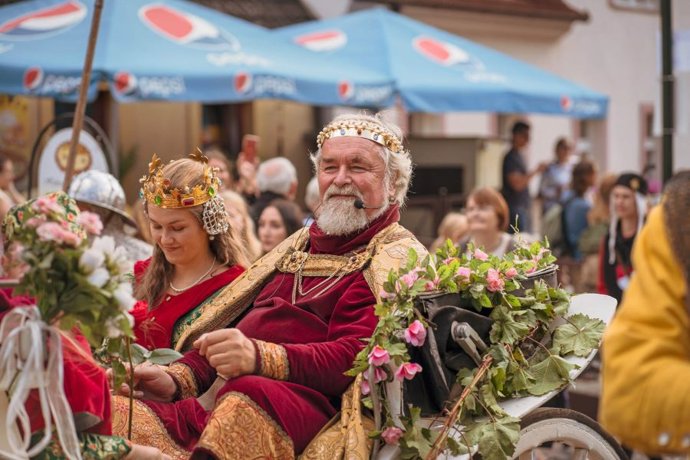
[38,128,109,195]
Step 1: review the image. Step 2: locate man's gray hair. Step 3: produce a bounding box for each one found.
[257,157,298,196]
[310,112,413,206]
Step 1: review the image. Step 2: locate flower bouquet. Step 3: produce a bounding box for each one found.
[2,192,135,345]
[0,192,138,458]
[347,238,605,460]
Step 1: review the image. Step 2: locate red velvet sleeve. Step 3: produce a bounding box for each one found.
[282,277,377,397]
[176,347,217,395]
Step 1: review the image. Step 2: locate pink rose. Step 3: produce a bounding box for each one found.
[58,228,82,247]
[368,346,390,367]
[36,222,82,247]
[77,211,103,235]
[473,248,488,261]
[395,362,423,381]
[381,427,404,445]
[404,320,427,347]
[360,378,370,396]
[32,196,63,215]
[374,366,387,383]
[379,289,395,301]
[486,268,505,292]
[456,266,471,282]
[25,216,47,228]
[399,271,419,289]
[505,267,518,279]
[424,276,440,291]
[36,222,65,243]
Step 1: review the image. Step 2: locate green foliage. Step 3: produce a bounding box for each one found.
[350,236,605,458]
[553,314,606,357]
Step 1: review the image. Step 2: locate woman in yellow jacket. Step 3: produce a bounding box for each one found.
[600,171,690,455]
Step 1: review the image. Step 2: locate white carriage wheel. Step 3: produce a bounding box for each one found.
[514,408,628,460]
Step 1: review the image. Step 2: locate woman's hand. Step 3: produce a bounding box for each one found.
[193,328,256,379]
[110,363,177,402]
[125,443,172,460]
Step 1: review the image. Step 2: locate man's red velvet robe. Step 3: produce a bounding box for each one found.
[143,207,400,454]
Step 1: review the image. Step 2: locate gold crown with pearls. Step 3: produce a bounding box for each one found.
[316,119,403,153]
[139,149,221,209]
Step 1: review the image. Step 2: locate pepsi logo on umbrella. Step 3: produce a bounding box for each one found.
[23,66,43,90]
[294,29,347,52]
[234,72,252,94]
[114,71,138,96]
[0,0,86,40]
[412,36,471,67]
[139,4,239,51]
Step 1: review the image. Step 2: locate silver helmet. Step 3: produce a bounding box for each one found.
[68,170,137,227]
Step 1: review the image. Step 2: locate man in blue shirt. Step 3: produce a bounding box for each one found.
[501,121,547,233]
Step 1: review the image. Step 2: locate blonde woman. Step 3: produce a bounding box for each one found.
[429,211,469,252]
[131,153,249,351]
[221,189,262,263]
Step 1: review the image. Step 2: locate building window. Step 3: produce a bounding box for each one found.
[609,0,659,13]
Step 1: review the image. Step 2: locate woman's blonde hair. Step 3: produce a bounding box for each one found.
[134,158,249,308]
[221,189,262,263]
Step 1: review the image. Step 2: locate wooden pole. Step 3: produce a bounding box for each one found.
[660,0,674,184]
[62,0,104,192]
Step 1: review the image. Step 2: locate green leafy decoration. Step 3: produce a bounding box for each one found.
[346,236,604,460]
[466,416,521,460]
[552,313,606,357]
[527,354,578,396]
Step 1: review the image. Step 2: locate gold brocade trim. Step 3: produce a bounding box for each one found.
[276,249,371,276]
[111,395,190,460]
[299,374,375,460]
[256,340,289,380]
[175,223,407,352]
[196,391,295,459]
[165,362,198,399]
[364,227,428,304]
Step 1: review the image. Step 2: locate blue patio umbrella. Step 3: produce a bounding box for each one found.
[0,0,394,106]
[276,8,608,117]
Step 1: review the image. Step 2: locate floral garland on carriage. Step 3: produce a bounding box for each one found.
[348,238,606,460]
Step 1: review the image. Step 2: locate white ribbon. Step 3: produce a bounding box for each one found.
[0,307,82,460]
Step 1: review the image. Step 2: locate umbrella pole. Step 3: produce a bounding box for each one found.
[62,0,105,192]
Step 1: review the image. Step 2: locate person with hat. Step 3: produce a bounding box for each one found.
[597,172,649,303]
[68,170,153,264]
[129,152,248,352]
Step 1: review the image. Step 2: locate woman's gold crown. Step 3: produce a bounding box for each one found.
[139,149,221,209]
[316,119,403,153]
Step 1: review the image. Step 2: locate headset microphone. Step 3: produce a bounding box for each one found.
[353,199,384,210]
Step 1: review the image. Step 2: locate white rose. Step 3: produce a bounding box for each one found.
[105,317,121,338]
[87,267,110,288]
[79,248,105,274]
[112,246,133,275]
[91,236,116,259]
[113,282,136,312]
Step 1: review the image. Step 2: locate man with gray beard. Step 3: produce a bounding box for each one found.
[114,113,426,460]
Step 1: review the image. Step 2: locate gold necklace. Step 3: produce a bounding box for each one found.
[169,257,216,293]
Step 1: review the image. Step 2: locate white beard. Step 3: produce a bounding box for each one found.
[316,185,389,236]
